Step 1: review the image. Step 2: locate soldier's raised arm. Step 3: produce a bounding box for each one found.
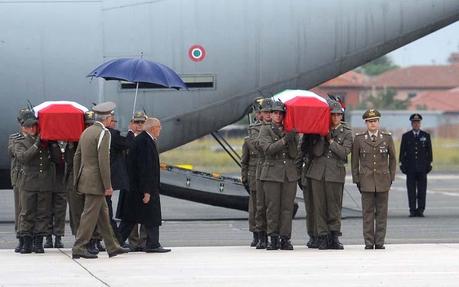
[328,127,353,161]
[258,125,293,155]
[15,137,40,164]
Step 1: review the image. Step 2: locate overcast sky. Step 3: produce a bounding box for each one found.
[388,21,459,67]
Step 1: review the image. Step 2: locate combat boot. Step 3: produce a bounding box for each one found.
[266,235,280,250]
[256,232,267,249]
[280,237,294,250]
[307,236,319,249]
[20,236,33,254]
[33,236,44,253]
[250,232,259,247]
[318,235,329,250]
[87,239,99,255]
[14,237,24,253]
[329,231,344,250]
[96,240,106,252]
[44,235,53,248]
[54,236,64,248]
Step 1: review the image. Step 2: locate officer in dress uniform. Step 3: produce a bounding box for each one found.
[15,111,56,254]
[252,98,273,249]
[258,101,299,250]
[352,109,396,250]
[8,109,28,252]
[72,102,129,259]
[399,113,432,217]
[305,101,353,250]
[241,98,263,247]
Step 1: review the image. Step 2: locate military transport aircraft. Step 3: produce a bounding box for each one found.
[1,0,459,209]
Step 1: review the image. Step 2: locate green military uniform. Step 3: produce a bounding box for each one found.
[72,102,127,259]
[296,135,317,248]
[8,132,25,236]
[258,108,299,250]
[306,123,352,249]
[351,109,396,249]
[15,132,55,253]
[241,121,261,246]
[44,142,67,248]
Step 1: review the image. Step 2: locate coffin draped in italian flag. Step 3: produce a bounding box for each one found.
[273,90,330,136]
[33,101,88,141]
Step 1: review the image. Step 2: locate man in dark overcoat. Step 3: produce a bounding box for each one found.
[117,117,170,253]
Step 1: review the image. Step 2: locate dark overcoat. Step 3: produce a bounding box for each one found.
[108,128,132,190]
[117,131,162,226]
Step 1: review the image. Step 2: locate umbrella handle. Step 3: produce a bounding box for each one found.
[132,82,139,117]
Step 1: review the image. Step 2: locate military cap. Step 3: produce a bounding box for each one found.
[329,100,344,114]
[252,97,264,112]
[271,100,285,112]
[132,111,147,122]
[409,113,422,121]
[17,108,30,123]
[84,111,95,124]
[21,111,38,127]
[260,98,273,112]
[362,109,381,121]
[92,101,116,115]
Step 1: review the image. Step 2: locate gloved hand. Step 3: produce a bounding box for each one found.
[283,129,297,143]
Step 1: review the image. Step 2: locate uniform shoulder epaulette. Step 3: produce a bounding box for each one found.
[342,124,352,130]
[9,132,22,139]
[381,130,392,136]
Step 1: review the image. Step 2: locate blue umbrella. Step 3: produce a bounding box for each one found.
[87,57,186,115]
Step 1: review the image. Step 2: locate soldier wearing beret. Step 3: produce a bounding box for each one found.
[258,101,299,250]
[15,111,56,254]
[352,109,396,250]
[305,100,353,250]
[72,102,129,259]
[399,113,432,217]
[241,98,263,247]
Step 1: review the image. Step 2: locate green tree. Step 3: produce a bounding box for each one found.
[357,88,409,110]
[358,55,399,76]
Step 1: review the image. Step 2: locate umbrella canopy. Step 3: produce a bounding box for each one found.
[87,58,187,90]
[273,90,330,136]
[34,101,88,142]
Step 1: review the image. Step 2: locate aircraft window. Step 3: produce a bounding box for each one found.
[120,74,215,90]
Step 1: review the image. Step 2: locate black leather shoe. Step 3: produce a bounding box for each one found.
[417,210,425,217]
[318,235,329,250]
[365,245,374,250]
[87,239,99,255]
[72,250,98,259]
[108,247,130,258]
[375,245,385,249]
[96,240,106,252]
[54,236,64,248]
[44,235,53,248]
[145,245,171,253]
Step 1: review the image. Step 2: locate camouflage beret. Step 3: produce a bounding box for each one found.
[132,111,147,122]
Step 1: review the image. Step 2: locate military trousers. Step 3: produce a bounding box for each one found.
[13,183,22,236]
[120,222,160,249]
[302,178,316,237]
[406,172,427,213]
[128,224,147,248]
[361,191,389,247]
[47,168,67,236]
[72,194,120,254]
[263,180,297,238]
[248,178,257,232]
[310,179,344,236]
[19,190,52,237]
[254,179,267,232]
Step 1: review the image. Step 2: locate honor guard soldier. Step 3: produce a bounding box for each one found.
[305,101,353,250]
[72,102,129,259]
[352,109,396,250]
[258,101,299,250]
[252,98,273,249]
[15,111,56,254]
[241,98,263,247]
[8,109,28,252]
[399,113,432,217]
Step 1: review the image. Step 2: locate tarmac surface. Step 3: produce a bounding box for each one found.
[0,173,458,286]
